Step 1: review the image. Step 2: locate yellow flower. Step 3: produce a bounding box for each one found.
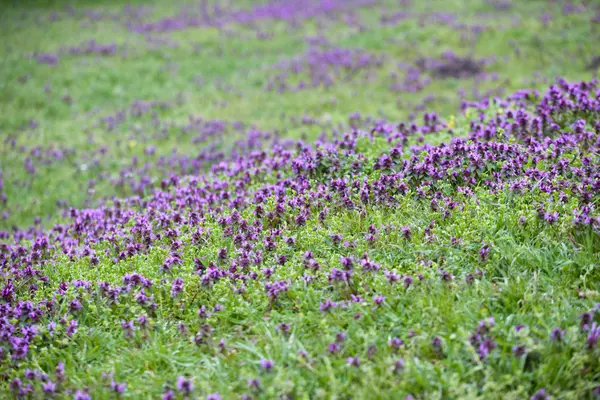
[448,115,455,129]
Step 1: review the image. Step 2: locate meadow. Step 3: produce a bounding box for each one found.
[0,0,600,398]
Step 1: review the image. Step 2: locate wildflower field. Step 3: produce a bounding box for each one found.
[1,0,600,398]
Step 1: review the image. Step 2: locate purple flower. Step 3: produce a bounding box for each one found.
[110,380,127,394]
[477,338,496,360]
[331,233,343,245]
[389,337,404,350]
[70,299,83,312]
[384,269,400,283]
[176,376,193,394]
[55,362,65,382]
[401,226,411,240]
[36,53,59,65]
[218,338,227,352]
[340,256,354,270]
[121,320,135,337]
[259,359,274,372]
[373,295,385,306]
[297,349,308,359]
[587,323,600,349]
[438,269,454,281]
[347,356,360,367]
[138,315,148,328]
[367,344,377,359]
[197,305,210,319]
[170,277,184,297]
[264,280,290,300]
[319,298,337,312]
[512,345,527,357]
[551,327,565,342]
[42,381,56,394]
[393,358,405,373]
[276,323,290,334]
[25,368,37,379]
[66,319,78,337]
[544,211,559,224]
[74,389,92,400]
[581,312,594,329]
[530,388,549,400]
[479,244,490,261]
[10,378,22,392]
[206,393,221,400]
[360,256,381,272]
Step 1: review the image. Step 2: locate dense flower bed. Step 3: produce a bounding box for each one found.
[1,79,599,398]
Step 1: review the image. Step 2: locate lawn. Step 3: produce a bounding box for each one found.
[0,0,599,399]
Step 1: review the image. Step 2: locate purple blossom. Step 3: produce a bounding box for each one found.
[587,323,600,349]
[328,342,340,354]
[335,332,347,343]
[389,337,405,350]
[176,376,193,394]
[170,277,184,297]
[438,269,454,281]
[478,244,490,261]
[74,389,92,400]
[66,319,78,337]
[163,390,175,400]
[110,380,127,394]
[551,327,565,342]
[339,256,354,270]
[121,320,135,337]
[393,358,405,373]
[36,53,59,65]
[42,381,57,394]
[373,295,386,306]
[401,226,411,240]
[512,345,527,357]
[347,356,360,367]
[530,389,549,400]
[259,359,274,372]
[319,298,337,312]
[55,362,65,382]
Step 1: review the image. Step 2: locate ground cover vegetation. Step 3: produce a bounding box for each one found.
[1,0,600,398]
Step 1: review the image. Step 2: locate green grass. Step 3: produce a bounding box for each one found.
[1,0,600,398]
